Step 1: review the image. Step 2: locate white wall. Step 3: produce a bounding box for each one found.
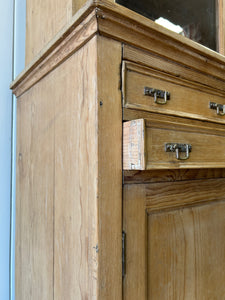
[11,0,26,299]
[0,0,25,299]
[0,0,14,298]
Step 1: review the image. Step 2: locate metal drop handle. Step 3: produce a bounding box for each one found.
[209,101,225,116]
[144,87,170,105]
[165,143,192,160]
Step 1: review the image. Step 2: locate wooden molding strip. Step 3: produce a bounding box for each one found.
[123,45,225,89]
[11,0,225,97]
[145,178,225,212]
[96,2,225,81]
[123,169,225,184]
[124,108,225,133]
[123,60,225,95]
[11,8,98,97]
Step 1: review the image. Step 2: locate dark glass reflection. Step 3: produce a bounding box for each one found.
[116,0,217,50]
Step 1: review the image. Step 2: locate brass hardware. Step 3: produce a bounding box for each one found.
[144,87,170,105]
[209,101,225,116]
[165,143,192,160]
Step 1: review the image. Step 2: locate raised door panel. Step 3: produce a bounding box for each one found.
[123,182,225,299]
[148,204,225,299]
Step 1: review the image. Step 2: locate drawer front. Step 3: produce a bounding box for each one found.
[122,62,225,124]
[123,117,225,170]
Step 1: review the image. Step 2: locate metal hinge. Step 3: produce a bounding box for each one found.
[122,231,126,278]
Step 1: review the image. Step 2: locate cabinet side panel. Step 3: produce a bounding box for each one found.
[54,37,98,299]
[97,36,122,299]
[16,37,98,299]
[26,0,73,65]
[16,78,55,299]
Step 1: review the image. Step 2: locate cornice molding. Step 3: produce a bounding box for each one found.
[95,2,225,81]
[11,0,225,97]
[11,7,98,97]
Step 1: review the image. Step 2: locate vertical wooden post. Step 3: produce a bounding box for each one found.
[218,0,225,55]
[97,35,123,299]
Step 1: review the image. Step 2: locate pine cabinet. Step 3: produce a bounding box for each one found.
[11,1,225,299]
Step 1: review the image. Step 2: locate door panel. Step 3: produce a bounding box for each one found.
[148,202,225,299]
[123,182,225,299]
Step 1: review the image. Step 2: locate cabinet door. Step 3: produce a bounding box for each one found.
[123,179,225,299]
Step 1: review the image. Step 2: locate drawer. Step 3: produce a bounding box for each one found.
[123,116,225,170]
[122,61,225,124]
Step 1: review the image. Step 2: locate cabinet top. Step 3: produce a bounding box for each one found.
[11,0,225,97]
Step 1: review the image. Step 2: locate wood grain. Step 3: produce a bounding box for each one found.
[16,37,100,300]
[53,37,98,299]
[145,178,225,212]
[123,168,225,184]
[16,71,54,300]
[122,61,225,124]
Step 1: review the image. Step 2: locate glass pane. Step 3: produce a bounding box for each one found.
[116,0,217,51]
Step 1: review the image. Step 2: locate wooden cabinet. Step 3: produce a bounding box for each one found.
[11,0,225,299]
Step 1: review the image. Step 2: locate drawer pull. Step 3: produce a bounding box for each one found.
[144,87,170,105]
[209,101,225,116]
[165,143,192,160]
